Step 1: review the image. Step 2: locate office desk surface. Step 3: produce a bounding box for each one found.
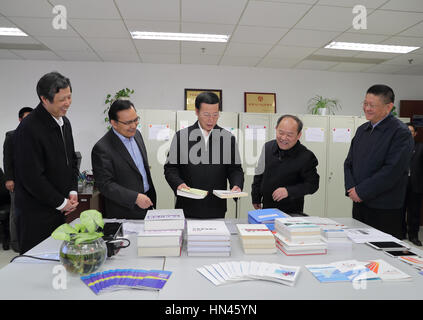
[0,218,422,300]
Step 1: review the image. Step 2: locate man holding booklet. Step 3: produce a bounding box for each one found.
[164,92,244,218]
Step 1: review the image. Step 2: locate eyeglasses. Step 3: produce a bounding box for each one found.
[362,101,386,109]
[116,116,140,126]
[200,112,219,119]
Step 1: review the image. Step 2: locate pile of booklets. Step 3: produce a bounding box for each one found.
[274,217,328,256]
[237,224,276,254]
[306,259,411,283]
[137,209,185,257]
[300,217,349,244]
[197,261,300,287]
[247,208,291,231]
[186,220,231,256]
[81,268,172,295]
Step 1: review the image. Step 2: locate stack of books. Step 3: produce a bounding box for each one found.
[137,209,185,257]
[186,220,231,256]
[237,224,276,254]
[247,208,291,231]
[321,227,349,244]
[274,217,327,256]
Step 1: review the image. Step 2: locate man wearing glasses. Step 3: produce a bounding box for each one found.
[165,91,244,219]
[344,84,413,239]
[92,99,156,219]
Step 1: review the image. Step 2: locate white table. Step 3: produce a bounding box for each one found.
[0,218,422,300]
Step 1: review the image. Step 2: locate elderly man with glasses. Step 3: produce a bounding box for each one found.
[91,99,156,219]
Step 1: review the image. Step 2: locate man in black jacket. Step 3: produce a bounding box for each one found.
[252,115,319,214]
[3,107,33,252]
[164,92,244,219]
[403,123,423,246]
[14,72,79,254]
[344,84,413,239]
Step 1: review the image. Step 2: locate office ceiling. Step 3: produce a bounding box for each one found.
[1,0,423,75]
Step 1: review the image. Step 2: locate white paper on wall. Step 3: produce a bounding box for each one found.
[332,128,351,143]
[148,124,170,141]
[245,124,267,141]
[304,127,325,143]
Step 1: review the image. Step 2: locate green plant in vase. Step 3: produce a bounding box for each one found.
[307,95,341,115]
[52,210,107,275]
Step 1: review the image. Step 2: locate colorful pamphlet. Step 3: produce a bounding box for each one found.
[80,268,172,295]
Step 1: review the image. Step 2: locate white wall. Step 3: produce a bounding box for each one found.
[1,59,423,171]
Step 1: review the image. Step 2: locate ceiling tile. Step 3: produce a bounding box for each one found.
[380,0,423,12]
[317,0,387,9]
[313,47,358,57]
[125,20,180,33]
[97,51,140,62]
[279,28,340,47]
[182,0,247,24]
[267,45,317,59]
[7,17,79,37]
[295,5,355,31]
[0,49,21,59]
[69,19,129,38]
[257,57,302,68]
[0,35,40,44]
[329,62,376,72]
[181,54,220,65]
[37,36,91,51]
[219,55,261,67]
[55,50,100,61]
[295,59,339,70]
[225,42,273,57]
[134,40,180,54]
[230,26,289,44]
[141,53,180,64]
[239,1,312,28]
[87,38,136,53]
[115,0,180,21]
[0,0,53,17]
[10,49,61,60]
[334,32,389,43]
[382,53,423,65]
[398,21,423,37]
[363,63,408,74]
[181,22,235,35]
[348,10,423,35]
[181,42,227,55]
[49,0,121,19]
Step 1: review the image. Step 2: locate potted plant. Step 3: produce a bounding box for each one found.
[307,95,341,115]
[104,88,134,128]
[51,210,107,275]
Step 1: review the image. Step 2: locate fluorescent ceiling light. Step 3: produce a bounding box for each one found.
[131,31,229,42]
[325,41,419,54]
[0,27,28,36]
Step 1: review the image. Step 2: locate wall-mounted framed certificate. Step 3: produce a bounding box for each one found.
[244,92,276,113]
[184,89,222,111]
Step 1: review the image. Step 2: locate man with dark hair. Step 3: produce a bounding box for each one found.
[252,115,319,214]
[91,99,156,219]
[403,123,423,246]
[3,106,33,252]
[344,84,413,239]
[14,72,79,253]
[164,91,244,218]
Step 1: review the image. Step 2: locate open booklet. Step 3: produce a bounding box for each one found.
[177,187,208,199]
[213,190,248,199]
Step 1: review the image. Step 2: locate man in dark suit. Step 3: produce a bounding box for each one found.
[344,84,413,239]
[3,107,33,252]
[14,72,79,254]
[403,123,423,246]
[252,115,319,214]
[164,92,244,219]
[91,99,156,219]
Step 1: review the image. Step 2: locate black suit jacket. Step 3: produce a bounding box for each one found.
[91,129,156,219]
[410,141,423,193]
[3,130,15,181]
[14,103,78,253]
[344,114,413,209]
[164,121,244,218]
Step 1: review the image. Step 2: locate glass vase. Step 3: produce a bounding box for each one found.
[59,237,107,275]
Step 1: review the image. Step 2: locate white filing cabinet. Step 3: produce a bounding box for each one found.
[139,109,176,210]
[238,113,272,219]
